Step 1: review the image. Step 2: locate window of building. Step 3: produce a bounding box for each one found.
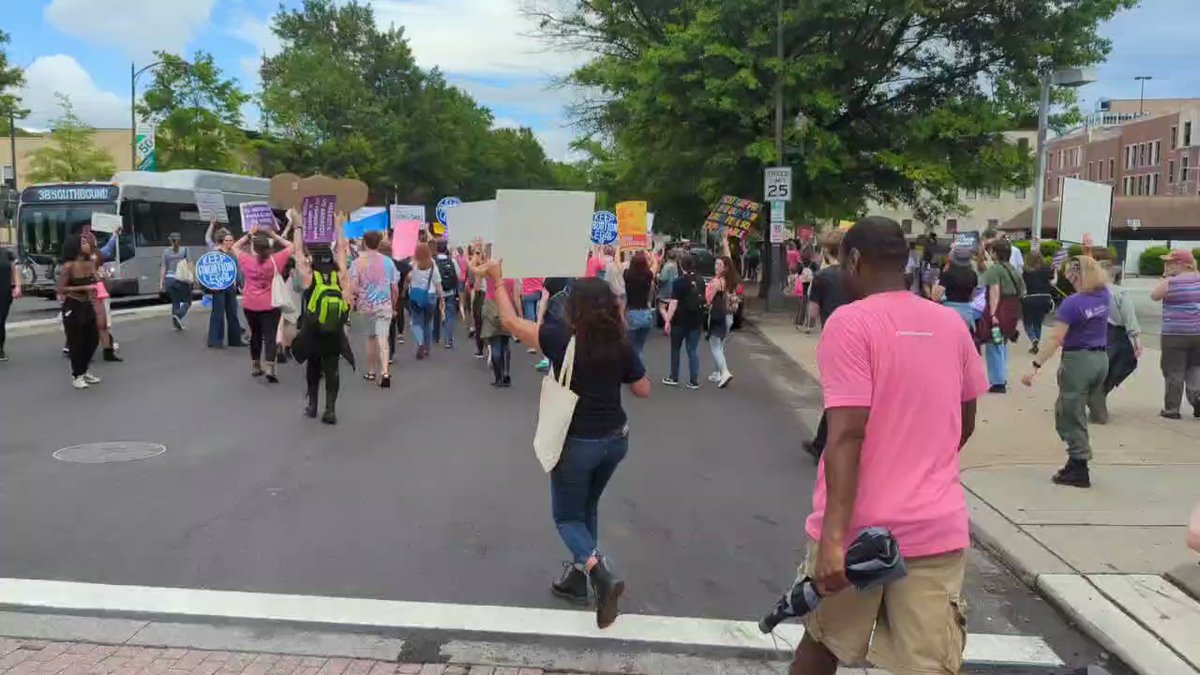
[986,185,1001,199]
[1172,126,1179,149]
[964,188,977,200]
[1109,158,1115,179]
[987,218,999,229]
[1140,143,1147,165]
[901,219,913,234]
[1152,172,1159,195]
[1186,121,1193,146]
[1183,156,1191,183]
[1017,138,1030,155]
[1124,176,1132,195]
[1015,186,1027,200]
[945,219,958,233]
[1125,145,1132,169]
[1169,160,1176,184]
[1154,140,1161,165]
[1087,162,1094,180]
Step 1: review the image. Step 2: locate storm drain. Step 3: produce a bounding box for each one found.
[53,442,166,464]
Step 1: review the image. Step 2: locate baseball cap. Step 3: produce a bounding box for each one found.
[1161,249,1197,267]
[949,247,974,267]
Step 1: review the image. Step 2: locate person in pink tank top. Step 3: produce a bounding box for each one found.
[792,217,987,675]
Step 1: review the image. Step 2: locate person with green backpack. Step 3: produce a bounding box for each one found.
[290,210,354,425]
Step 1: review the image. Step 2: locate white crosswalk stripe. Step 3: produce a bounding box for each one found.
[0,578,1063,669]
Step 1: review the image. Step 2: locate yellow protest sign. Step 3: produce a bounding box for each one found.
[616,200,649,250]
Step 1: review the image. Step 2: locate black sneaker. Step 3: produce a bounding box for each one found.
[171,315,183,331]
[588,558,625,629]
[304,397,318,419]
[103,348,123,363]
[1052,459,1091,488]
[685,382,701,391]
[380,374,391,389]
[1161,410,1182,420]
[988,384,1007,394]
[551,564,589,605]
[0,351,8,362]
[321,410,338,425]
[661,377,679,387]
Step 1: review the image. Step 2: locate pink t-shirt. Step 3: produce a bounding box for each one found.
[806,291,988,558]
[238,249,293,312]
[522,277,545,295]
[486,278,517,301]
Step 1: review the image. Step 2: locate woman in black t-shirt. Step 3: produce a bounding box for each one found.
[1022,249,1056,354]
[487,263,651,630]
[623,251,655,360]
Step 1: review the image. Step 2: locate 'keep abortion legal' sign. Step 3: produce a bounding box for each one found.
[195,251,239,291]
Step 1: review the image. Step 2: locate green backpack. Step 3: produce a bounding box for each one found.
[307,270,349,333]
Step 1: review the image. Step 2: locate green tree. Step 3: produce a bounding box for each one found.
[26,94,116,183]
[531,0,1137,230]
[137,51,251,171]
[0,30,27,125]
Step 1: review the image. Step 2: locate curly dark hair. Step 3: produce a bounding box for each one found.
[564,277,630,365]
[627,251,653,286]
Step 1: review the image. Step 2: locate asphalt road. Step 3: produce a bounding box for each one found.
[0,311,1124,672]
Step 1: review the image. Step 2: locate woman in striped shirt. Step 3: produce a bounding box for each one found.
[1151,249,1200,419]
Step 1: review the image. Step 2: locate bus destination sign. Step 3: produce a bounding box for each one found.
[21,185,120,203]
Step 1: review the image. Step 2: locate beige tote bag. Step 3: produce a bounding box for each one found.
[533,336,578,472]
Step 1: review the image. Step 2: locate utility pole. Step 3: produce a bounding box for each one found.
[130,62,136,169]
[1135,75,1152,116]
[762,0,785,310]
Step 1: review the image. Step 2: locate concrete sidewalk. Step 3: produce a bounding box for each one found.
[747,305,1200,675]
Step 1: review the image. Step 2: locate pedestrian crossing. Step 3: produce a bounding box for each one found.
[0,578,1065,670]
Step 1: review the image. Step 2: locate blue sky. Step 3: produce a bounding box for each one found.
[4,0,1197,161]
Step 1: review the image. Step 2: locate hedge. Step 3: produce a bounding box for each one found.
[1139,246,1171,276]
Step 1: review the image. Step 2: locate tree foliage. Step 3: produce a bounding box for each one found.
[530,0,1138,231]
[0,30,26,122]
[257,0,564,204]
[137,51,251,172]
[26,94,116,184]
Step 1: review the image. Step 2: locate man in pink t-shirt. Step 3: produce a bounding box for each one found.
[792,217,988,675]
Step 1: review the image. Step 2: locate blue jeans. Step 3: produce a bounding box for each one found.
[669,326,702,385]
[550,431,629,566]
[207,288,243,347]
[442,295,459,347]
[627,308,654,361]
[522,293,541,323]
[985,340,1008,386]
[167,279,192,320]
[410,303,435,348]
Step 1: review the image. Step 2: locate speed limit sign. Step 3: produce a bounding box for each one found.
[764,167,792,202]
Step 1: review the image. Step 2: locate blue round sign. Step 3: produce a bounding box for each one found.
[436,196,463,226]
[591,211,619,245]
[195,251,238,291]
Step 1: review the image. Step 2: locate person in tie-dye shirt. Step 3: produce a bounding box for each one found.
[350,231,399,388]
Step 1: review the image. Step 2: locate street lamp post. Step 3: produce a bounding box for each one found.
[1135,75,1153,116]
[1031,67,1097,241]
[130,61,164,170]
[762,0,785,311]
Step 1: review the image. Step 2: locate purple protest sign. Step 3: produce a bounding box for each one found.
[240,202,277,232]
[302,194,337,244]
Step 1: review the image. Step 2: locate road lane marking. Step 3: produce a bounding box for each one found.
[0,578,1063,667]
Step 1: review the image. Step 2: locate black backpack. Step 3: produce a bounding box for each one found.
[681,274,705,317]
[435,255,458,294]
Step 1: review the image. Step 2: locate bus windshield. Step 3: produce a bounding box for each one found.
[19,202,119,260]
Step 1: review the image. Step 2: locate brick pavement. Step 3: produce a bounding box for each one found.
[0,639,562,675]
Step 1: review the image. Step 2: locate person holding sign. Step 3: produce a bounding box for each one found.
[57,235,104,389]
[205,220,246,349]
[483,260,650,629]
[232,228,295,382]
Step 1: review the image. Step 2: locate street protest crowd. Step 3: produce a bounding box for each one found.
[3,207,1200,675]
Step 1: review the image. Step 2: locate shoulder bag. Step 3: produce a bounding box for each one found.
[270,256,294,313]
[533,336,579,472]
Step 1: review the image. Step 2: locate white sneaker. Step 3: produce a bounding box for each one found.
[708,372,721,382]
[718,372,733,389]
[82,372,102,384]
[72,376,90,389]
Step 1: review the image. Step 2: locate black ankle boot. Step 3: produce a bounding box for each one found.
[588,557,625,629]
[1052,459,1091,488]
[304,393,318,419]
[103,348,123,362]
[551,565,589,605]
[321,407,337,425]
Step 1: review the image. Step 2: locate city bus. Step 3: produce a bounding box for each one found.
[16,170,273,298]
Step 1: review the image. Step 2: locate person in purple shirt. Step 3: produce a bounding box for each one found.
[1021,256,1110,489]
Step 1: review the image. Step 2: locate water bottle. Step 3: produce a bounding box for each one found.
[991,326,1003,345]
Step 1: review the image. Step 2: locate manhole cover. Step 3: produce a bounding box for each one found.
[53,442,166,464]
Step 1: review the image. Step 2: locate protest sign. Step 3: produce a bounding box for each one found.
[239,202,277,232]
[447,200,496,244]
[436,197,462,226]
[391,204,426,225]
[268,173,368,214]
[195,189,229,223]
[345,207,389,239]
[392,219,422,260]
[591,211,618,246]
[302,195,337,244]
[704,195,762,233]
[952,231,982,253]
[90,212,122,234]
[195,251,238,291]
[494,190,595,278]
[617,200,649,250]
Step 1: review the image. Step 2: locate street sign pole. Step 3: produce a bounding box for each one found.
[763,166,792,311]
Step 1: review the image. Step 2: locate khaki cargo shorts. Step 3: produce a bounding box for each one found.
[800,545,968,674]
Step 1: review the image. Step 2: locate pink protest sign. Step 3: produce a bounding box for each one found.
[392,219,422,260]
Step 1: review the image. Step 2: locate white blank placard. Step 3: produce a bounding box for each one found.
[1059,178,1113,247]
[494,190,595,278]
[447,200,496,245]
[195,189,229,223]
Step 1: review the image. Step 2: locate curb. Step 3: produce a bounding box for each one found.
[746,311,1198,675]
[7,301,200,339]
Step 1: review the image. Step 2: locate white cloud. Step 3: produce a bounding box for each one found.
[533,125,582,162]
[19,55,128,129]
[44,0,218,60]
[370,0,586,76]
